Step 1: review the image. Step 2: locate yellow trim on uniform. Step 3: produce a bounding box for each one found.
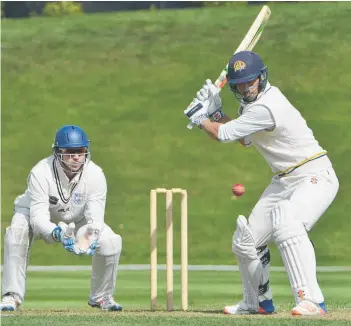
[277,151,327,177]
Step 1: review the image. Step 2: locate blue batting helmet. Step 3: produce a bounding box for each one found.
[226,51,268,101]
[53,125,90,149]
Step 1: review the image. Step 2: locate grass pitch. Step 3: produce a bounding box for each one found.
[1,270,350,325]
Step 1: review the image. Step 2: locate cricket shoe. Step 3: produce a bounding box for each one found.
[0,293,22,311]
[291,300,327,316]
[224,299,275,315]
[88,295,122,311]
[224,301,257,315]
[258,299,275,314]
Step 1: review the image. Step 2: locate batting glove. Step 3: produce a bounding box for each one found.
[197,79,224,122]
[184,98,209,128]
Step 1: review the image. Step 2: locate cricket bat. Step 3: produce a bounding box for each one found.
[186,5,271,130]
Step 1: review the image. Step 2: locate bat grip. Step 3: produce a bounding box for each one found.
[187,122,194,130]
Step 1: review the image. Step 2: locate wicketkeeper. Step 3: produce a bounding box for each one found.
[1,125,123,311]
[184,51,339,316]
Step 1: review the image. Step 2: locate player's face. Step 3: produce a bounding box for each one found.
[236,78,260,101]
[59,147,87,172]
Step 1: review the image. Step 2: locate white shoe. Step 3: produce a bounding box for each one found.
[291,300,327,316]
[0,293,22,311]
[224,302,258,315]
[88,296,122,311]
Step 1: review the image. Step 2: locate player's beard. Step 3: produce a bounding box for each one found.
[242,85,259,102]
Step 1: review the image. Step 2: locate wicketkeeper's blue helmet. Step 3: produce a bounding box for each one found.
[53,125,90,149]
[226,51,268,101]
[52,125,90,173]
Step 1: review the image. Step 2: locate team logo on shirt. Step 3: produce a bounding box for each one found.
[310,176,318,184]
[73,192,85,205]
[233,60,246,72]
[49,196,59,205]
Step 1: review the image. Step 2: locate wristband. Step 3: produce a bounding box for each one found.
[210,109,224,122]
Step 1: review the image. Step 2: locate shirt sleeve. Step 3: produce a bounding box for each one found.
[28,171,57,242]
[84,169,107,231]
[218,105,275,142]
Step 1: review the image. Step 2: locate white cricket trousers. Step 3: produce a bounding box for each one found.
[1,214,122,303]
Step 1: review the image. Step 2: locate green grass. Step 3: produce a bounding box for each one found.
[1,270,350,325]
[2,2,351,265]
[3,315,351,326]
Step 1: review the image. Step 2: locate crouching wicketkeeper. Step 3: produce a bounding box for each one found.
[1,125,123,312]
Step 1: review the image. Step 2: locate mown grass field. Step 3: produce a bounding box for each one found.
[1,2,351,267]
[1,270,350,325]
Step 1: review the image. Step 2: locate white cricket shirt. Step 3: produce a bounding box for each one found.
[218,83,327,173]
[14,155,107,242]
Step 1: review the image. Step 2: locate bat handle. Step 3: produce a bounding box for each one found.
[187,122,194,130]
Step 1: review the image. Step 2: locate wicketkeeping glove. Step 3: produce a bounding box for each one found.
[52,222,84,255]
[75,222,101,256]
[86,239,99,256]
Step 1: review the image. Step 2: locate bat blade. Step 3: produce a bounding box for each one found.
[186,5,271,130]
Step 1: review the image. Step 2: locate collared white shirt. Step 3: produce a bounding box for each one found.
[14,155,107,242]
[218,83,327,173]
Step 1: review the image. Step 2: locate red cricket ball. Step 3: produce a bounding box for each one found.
[232,183,245,197]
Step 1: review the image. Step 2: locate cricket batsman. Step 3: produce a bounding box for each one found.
[184,51,339,316]
[1,125,123,311]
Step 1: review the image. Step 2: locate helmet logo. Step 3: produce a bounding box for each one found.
[233,60,246,72]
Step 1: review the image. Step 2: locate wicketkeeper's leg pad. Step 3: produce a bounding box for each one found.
[90,225,122,302]
[97,224,122,256]
[2,213,33,302]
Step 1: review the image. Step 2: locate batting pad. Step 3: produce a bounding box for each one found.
[232,215,261,310]
[257,246,272,301]
[272,201,324,304]
[232,215,257,260]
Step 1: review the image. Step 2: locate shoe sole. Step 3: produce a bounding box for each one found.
[89,303,122,312]
[1,307,16,311]
[224,308,275,315]
[103,306,122,311]
[224,308,257,315]
[292,309,326,316]
[258,307,275,315]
